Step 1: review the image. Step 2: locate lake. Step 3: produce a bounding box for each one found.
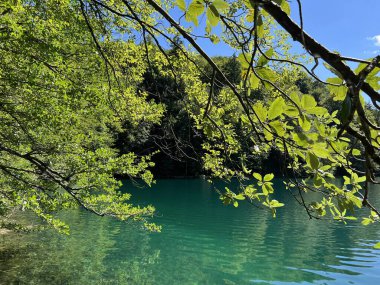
[1,179,380,284]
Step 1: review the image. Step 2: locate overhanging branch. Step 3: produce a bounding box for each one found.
[258,0,380,105]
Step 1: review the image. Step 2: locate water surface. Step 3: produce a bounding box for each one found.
[1,179,380,284]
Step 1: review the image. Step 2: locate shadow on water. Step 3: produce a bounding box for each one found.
[1,179,380,284]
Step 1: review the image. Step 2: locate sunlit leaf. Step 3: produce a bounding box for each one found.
[273,0,290,15]
[256,14,264,38]
[301,94,317,110]
[327,77,347,101]
[268,97,285,120]
[186,0,204,25]
[264,173,274,182]
[207,5,220,27]
[250,73,260,89]
[253,172,262,181]
[176,0,187,11]
[298,114,311,131]
[212,0,229,11]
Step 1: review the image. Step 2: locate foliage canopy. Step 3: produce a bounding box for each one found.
[1,0,380,233]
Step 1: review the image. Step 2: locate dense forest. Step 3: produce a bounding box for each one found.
[119,52,380,178]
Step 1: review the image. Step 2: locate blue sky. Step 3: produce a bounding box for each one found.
[174,0,380,79]
[290,0,380,59]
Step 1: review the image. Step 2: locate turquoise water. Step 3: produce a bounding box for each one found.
[1,179,380,284]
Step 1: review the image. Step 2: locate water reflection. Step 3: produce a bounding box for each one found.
[1,179,380,284]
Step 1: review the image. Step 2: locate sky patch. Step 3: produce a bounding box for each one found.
[368,35,380,47]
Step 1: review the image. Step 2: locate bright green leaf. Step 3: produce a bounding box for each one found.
[253,172,262,181]
[176,0,187,11]
[207,5,220,26]
[268,97,285,120]
[301,94,317,110]
[298,114,311,131]
[212,0,229,11]
[327,77,347,101]
[264,173,274,182]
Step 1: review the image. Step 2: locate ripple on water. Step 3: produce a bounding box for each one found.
[1,179,380,285]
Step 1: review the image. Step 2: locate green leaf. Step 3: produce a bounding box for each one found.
[355,63,380,92]
[176,0,187,11]
[281,1,290,15]
[186,12,199,26]
[264,129,274,141]
[273,0,290,15]
[362,218,372,226]
[257,48,274,67]
[209,34,220,44]
[355,62,367,74]
[343,176,351,185]
[301,94,317,110]
[263,183,274,194]
[284,106,298,117]
[253,172,262,181]
[273,1,290,14]
[256,67,277,83]
[340,95,352,124]
[264,173,274,182]
[314,174,323,187]
[270,199,284,208]
[246,0,256,9]
[289,91,301,106]
[268,97,285,120]
[312,144,330,159]
[320,165,331,171]
[250,73,260,89]
[188,0,204,15]
[207,5,220,27]
[309,106,328,116]
[212,0,229,12]
[253,102,267,122]
[256,14,264,38]
[346,193,362,209]
[293,132,309,148]
[327,77,347,101]
[205,21,212,34]
[374,242,380,249]
[269,120,285,136]
[238,53,252,69]
[186,0,204,25]
[246,9,254,22]
[298,114,311,131]
[235,194,245,200]
[344,216,357,221]
[367,75,380,91]
[306,151,319,170]
[356,176,366,183]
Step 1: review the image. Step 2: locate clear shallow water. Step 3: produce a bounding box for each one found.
[1,179,380,285]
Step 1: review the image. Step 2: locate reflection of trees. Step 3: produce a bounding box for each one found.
[0,209,160,284]
[1,179,380,284]
[148,180,380,284]
[217,180,380,284]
